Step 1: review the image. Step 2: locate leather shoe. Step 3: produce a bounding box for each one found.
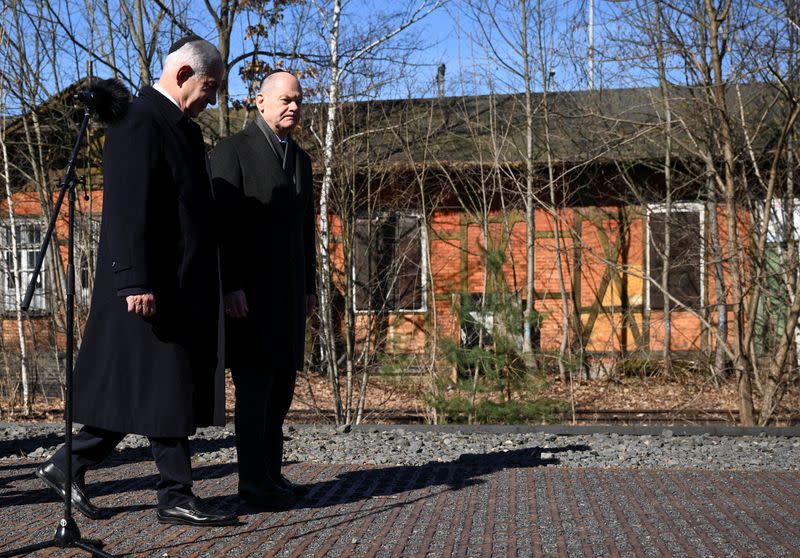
[238,481,296,509]
[277,474,310,498]
[157,501,238,527]
[35,462,108,520]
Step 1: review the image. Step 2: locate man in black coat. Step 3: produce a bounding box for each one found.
[210,71,316,508]
[36,36,237,527]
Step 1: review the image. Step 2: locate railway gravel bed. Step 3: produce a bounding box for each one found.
[1,422,797,471]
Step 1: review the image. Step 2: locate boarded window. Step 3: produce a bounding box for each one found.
[648,210,702,311]
[353,213,425,312]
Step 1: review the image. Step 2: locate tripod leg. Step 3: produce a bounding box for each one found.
[0,539,57,558]
[79,537,105,549]
[0,535,118,558]
[74,539,119,558]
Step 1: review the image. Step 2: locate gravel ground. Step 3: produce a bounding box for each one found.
[1,423,798,471]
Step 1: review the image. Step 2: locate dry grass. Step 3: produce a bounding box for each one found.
[4,368,799,424]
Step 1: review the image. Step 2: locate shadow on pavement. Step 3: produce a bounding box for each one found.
[110,443,591,555]
[206,444,590,517]
[1,461,237,513]
[3,440,589,521]
[300,444,589,507]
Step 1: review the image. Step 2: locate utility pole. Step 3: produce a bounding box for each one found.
[588,0,594,89]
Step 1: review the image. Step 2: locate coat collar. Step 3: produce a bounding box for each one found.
[140,85,186,125]
[245,119,286,164]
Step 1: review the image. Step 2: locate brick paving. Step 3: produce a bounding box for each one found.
[1,454,799,557]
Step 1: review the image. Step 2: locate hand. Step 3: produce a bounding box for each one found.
[224,290,248,318]
[126,293,156,317]
[306,294,317,317]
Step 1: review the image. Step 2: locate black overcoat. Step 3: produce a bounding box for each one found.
[73,87,225,438]
[210,121,316,371]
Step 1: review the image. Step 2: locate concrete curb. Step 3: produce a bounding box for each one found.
[342,423,800,437]
[2,422,799,438]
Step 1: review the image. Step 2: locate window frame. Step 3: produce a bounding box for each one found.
[1,218,48,315]
[76,215,102,307]
[351,211,429,314]
[645,202,705,314]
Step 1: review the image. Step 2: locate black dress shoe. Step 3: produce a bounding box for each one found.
[35,462,108,520]
[238,481,296,509]
[277,474,310,498]
[157,501,238,527]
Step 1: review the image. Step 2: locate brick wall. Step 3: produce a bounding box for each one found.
[332,204,732,359]
[1,190,733,365]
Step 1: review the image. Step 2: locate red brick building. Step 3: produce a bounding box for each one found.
[1,84,785,383]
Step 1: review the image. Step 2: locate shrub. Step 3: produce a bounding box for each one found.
[428,395,570,424]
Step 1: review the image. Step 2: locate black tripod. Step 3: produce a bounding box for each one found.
[0,106,116,558]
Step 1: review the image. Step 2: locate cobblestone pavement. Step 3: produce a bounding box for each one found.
[1,451,798,557]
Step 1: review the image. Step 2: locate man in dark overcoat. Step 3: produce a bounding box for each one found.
[210,71,316,508]
[36,36,237,527]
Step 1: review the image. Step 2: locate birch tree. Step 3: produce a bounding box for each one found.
[0,10,31,415]
[1,0,66,409]
[303,0,442,424]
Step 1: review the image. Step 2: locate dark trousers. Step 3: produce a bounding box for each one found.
[231,361,296,486]
[49,425,194,509]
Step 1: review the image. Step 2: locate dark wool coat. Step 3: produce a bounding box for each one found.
[210,120,316,371]
[73,87,225,438]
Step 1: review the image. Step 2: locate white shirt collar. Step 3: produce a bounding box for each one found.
[153,83,181,110]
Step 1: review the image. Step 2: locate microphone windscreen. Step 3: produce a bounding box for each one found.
[86,78,131,124]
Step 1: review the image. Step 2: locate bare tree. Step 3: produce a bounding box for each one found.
[0,9,30,414]
[461,0,585,393]
[605,0,800,424]
[301,0,441,424]
[463,0,541,359]
[1,0,65,412]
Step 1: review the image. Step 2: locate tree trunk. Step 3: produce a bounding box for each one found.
[705,0,754,425]
[521,0,536,360]
[1,116,30,415]
[651,3,674,376]
[216,13,232,138]
[318,0,344,424]
[706,178,728,379]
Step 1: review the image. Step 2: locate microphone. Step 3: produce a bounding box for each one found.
[74,78,131,124]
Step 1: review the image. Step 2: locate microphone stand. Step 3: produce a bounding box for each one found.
[0,106,116,558]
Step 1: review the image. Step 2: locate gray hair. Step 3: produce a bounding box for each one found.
[163,40,223,77]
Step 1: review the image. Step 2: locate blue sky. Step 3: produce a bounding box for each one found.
[8,0,724,111]
[169,0,607,102]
